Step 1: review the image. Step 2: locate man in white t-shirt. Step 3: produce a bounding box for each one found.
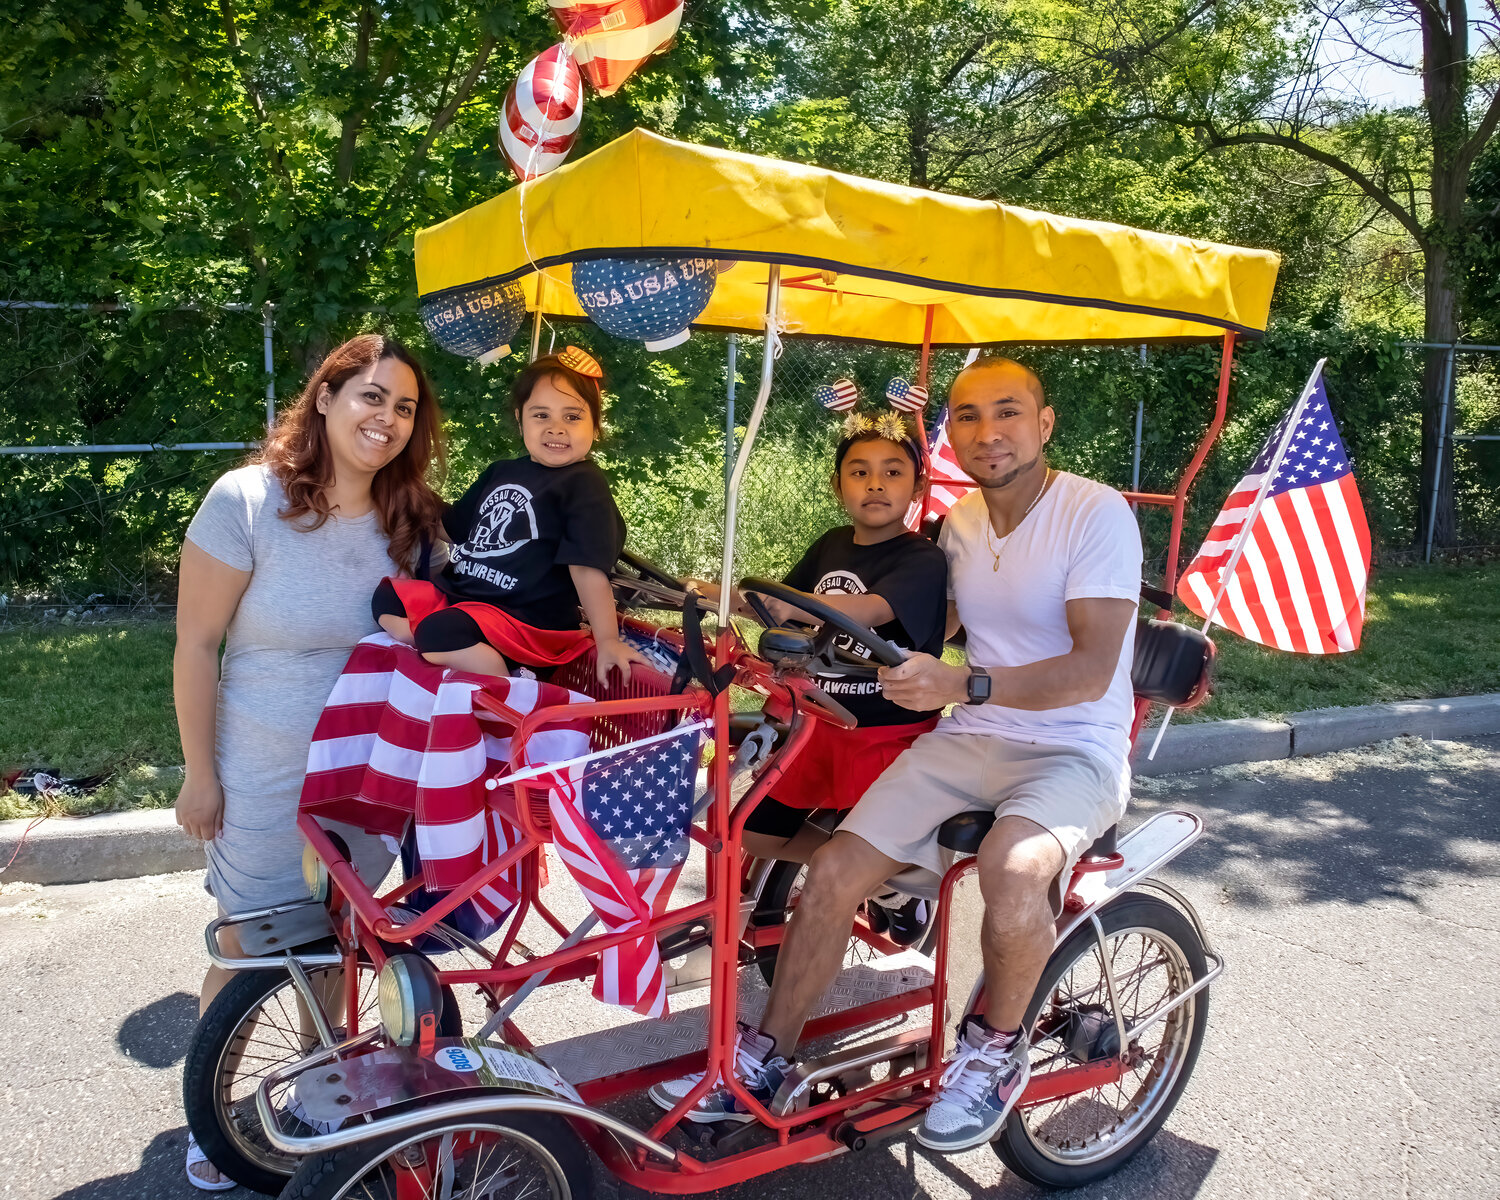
[650,357,1142,1148]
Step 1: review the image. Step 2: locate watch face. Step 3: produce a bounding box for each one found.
[968,669,991,703]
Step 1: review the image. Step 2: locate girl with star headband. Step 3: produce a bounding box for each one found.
[685,403,947,945]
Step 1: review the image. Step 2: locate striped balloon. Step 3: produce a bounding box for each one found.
[815,378,860,412]
[885,377,929,412]
[500,44,584,182]
[549,0,684,97]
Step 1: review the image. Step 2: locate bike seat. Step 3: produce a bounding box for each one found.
[936,814,1120,860]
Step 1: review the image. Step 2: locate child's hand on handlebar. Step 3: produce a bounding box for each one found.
[595,636,652,686]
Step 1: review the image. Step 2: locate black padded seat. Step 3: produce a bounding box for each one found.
[936,813,1120,860]
[1131,619,1213,706]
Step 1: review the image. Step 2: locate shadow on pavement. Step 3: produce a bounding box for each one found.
[50,1127,228,1199]
[1131,736,1500,908]
[117,991,198,1069]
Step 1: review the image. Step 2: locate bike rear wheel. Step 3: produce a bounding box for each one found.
[991,893,1209,1189]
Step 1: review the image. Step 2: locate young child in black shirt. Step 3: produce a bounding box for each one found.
[694,411,949,871]
[373,348,648,686]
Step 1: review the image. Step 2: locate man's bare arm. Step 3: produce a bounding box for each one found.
[877,597,1137,712]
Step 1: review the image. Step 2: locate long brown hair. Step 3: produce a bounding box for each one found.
[256,334,446,569]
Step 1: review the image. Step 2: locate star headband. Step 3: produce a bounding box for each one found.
[557,344,604,379]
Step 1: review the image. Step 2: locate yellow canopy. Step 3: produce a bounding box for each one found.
[414,129,1280,346]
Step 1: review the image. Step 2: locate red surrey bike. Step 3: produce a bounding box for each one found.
[184,130,1276,1198]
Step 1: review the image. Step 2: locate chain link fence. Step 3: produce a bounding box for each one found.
[6,302,1499,623]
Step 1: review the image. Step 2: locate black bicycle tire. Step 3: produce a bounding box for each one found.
[279,1110,593,1200]
[183,959,461,1194]
[990,893,1210,1190]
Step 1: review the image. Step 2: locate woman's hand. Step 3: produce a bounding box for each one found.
[176,770,225,842]
[594,636,652,686]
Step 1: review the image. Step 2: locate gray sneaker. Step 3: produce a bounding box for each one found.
[914,1015,1031,1153]
[647,1022,790,1124]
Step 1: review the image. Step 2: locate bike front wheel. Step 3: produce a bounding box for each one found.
[280,1113,593,1200]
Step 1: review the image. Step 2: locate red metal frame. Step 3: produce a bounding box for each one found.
[287,331,1236,1192]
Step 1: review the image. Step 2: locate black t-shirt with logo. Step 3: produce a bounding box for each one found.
[782,527,949,726]
[438,456,626,630]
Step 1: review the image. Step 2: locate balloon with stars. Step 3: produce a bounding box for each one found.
[421,280,528,365]
[572,256,718,351]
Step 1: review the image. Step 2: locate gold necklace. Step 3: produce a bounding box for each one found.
[984,468,1053,572]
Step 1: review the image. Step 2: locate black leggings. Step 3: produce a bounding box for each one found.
[371,580,491,655]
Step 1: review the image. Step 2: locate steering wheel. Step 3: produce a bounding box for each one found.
[611,549,713,613]
[618,548,683,591]
[737,577,908,675]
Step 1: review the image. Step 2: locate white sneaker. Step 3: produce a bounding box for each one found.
[915,1016,1031,1153]
[647,1022,790,1124]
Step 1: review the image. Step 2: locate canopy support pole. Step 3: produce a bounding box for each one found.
[530,276,547,362]
[717,267,782,633]
[914,305,935,529]
[1162,331,1235,599]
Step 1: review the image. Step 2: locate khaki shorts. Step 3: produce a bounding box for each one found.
[838,730,1126,911]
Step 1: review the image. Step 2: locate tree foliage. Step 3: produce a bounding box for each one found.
[1,0,1494,600]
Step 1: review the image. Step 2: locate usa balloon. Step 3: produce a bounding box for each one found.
[421,280,527,365]
[500,44,583,182]
[572,256,717,351]
[549,0,684,97]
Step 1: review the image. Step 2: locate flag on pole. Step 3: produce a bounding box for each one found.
[1177,366,1371,653]
[907,402,978,529]
[540,719,705,1017]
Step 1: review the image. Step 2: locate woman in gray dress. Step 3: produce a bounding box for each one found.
[173,333,446,1188]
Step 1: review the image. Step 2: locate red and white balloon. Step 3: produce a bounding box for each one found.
[500,43,584,182]
[549,0,685,96]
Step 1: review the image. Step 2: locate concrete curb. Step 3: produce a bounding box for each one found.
[4,694,1498,886]
[0,808,202,887]
[1132,716,1291,777]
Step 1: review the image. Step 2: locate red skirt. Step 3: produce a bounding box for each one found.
[383,577,592,669]
[772,715,940,811]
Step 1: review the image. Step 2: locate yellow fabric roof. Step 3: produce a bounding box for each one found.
[414,129,1281,346]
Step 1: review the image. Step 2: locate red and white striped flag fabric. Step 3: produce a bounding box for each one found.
[907,402,978,529]
[300,636,591,920]
[1178,367,1371,653]
[537,719,706,1017]
[549,0,684,96]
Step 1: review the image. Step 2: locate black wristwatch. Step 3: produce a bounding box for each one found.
[965,665,992,705]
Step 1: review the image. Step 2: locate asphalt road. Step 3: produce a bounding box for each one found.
[2,735,1498,1200]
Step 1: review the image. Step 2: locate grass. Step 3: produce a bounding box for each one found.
[0,562,1496,818]
[1176,561,1500,722]
[0,620,181,819]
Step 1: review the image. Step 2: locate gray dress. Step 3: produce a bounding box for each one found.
[185,464,399,912]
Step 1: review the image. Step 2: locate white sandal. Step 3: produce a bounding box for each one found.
[185,1133,236,1192]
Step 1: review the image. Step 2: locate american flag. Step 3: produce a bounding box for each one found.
[540,719,705,1017]
[907,402,978,529]
[299,635,591,921]
[548,0,684,97]
[1177,364,1371,653]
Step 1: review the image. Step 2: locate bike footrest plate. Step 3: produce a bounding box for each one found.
[231,902,336,956]
[770,1027,931,1116]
